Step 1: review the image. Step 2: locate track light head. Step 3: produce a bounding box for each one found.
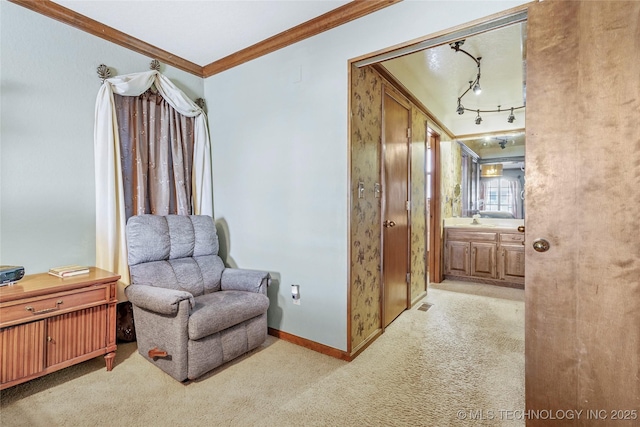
[457,102,465,115]
[469,75,482,95]
[473,58,482,95]
[507,107,515,123]
[475,111,482,125]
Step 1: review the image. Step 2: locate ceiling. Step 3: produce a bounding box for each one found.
[381,21,527,141]
[52,0,352,66]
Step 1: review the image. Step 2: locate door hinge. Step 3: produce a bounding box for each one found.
[406,200,411,211]
[407,128,411,139]
[406,272,411,284]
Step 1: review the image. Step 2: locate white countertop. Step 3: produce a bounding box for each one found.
[444,217,524,230]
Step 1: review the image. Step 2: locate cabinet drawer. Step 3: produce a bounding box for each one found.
[501,233,525,243]
[447,230,497,242]
[0,286,108,327]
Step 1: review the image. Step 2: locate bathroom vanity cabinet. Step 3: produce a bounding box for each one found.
[444,227,524,288]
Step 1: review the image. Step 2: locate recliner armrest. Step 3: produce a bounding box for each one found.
[221,269,271,294]
[125,284,195,315]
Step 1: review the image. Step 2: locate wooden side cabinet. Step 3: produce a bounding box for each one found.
[0,268,119,390]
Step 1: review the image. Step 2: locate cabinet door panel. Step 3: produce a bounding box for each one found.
[501,245,525,283]
[445,241,469,276]
[470,242,497,278]
[46,306,107,367]
[0,321,45,384]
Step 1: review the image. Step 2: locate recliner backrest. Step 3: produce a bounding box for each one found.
[126,215,225,296]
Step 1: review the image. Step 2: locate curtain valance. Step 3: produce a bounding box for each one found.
[94,70,213,290]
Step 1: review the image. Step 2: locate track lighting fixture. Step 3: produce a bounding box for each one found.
[450,39,525,125]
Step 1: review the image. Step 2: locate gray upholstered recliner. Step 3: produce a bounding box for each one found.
[125,214,270,382]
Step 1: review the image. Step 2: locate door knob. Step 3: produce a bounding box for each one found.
[517,225,525,232]
[383,220,396,228]
[532,238,550,252]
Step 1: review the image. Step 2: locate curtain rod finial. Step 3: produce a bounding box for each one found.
[97,64,112,83]
[150,59,161,72]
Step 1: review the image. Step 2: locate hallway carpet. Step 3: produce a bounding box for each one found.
[0,281,524,426]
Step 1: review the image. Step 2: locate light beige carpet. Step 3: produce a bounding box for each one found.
[0,280,524,426]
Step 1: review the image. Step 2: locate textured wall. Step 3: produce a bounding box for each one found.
[350,65,383,349]
[410,108,428,304]
[440,139,462,219]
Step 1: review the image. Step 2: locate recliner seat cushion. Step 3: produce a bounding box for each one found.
[188,291,270,340]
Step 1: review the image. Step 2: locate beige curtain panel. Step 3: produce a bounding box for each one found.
[114,91,195,219]
[94,70,213,297]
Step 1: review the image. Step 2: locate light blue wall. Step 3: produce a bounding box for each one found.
[204,1,528,351]
[0,2,203,275]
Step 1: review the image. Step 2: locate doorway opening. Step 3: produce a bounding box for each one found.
[347,7,528,357]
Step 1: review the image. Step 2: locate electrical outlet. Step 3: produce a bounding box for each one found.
[291,284,300,305]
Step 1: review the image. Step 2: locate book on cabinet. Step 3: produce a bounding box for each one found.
[48,265,90,278]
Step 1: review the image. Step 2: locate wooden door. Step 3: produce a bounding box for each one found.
[382,87,410,328]
[526,1,640,423]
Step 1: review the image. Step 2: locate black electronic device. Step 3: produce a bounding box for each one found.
[0,265,25,285]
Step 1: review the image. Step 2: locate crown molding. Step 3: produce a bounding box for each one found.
[9,0,401,79]
[8,0,204,77]
[202,0,402,78]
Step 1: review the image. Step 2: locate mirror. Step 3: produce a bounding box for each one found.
[459,132,525,219]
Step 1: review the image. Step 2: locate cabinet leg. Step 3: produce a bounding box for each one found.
[105,352,116,371]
